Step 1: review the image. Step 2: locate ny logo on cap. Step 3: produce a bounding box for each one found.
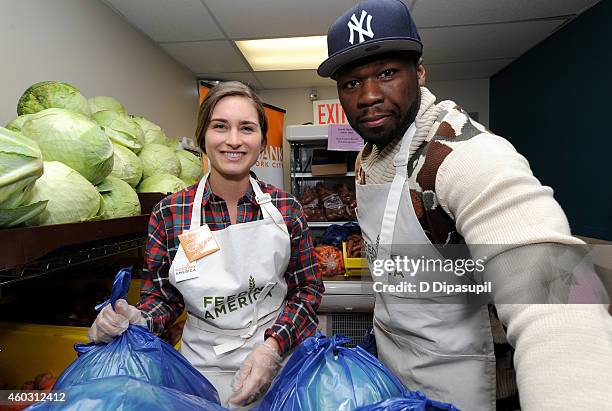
[348,10,374,45]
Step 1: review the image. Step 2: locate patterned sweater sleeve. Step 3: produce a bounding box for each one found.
[436,128,612,410]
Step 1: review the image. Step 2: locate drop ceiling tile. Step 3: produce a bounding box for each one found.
[203,0,357,39]
[104,0,223,42]
[412,0,597,27]
[254,70,336,89]
[420,19,566,64]
[161,41,250,73]
[425,59,514,81]
[197,72,263,89]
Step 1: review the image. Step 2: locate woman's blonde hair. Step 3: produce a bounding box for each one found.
[195,81,268,153]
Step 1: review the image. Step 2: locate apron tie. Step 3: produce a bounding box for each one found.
[212,281,277,356]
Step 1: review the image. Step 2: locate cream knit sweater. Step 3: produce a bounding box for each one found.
[361,87,612,410]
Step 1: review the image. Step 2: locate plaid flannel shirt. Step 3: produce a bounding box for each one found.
[137,177,324,355]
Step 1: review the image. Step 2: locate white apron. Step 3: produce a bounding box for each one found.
[356,124,496,411]
[169,174,290,407]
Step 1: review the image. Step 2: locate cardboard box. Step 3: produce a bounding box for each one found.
[311,163,348,176]
[311,149,347,176]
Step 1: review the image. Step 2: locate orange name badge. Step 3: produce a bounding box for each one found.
[178,224,220,262]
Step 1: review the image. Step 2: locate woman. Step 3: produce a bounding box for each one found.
[88,81,324,408]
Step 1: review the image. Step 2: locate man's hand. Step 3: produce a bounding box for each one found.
[228,339,282,407]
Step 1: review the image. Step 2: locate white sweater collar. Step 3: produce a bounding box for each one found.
[361,87,439,184]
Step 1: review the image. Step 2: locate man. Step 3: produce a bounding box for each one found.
[318,1,612,410]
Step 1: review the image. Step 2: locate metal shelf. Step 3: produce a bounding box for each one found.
[0,234,146,299]
[0,193,164,299]
[292,171,355,178]
[308,221,356,228]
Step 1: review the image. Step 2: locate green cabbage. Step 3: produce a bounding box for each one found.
[110,144,143,187]
[0,127,47,227]
[145,129,170,146]
[21,108,114,185]
[138,144,181,179]
[0,127,44,207]
[97,176,141,219]
[88,96,127,116]
[0,201,47,228]
[137,174,186,194]
[92,110,144,153]
[17,81,89,116]
[24,161,103,226]
[175,149,203,186]
[165,137,178,149]
[5,114,34,133]
[132,116,169,146]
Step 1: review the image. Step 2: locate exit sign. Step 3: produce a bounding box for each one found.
[313,99,348,125]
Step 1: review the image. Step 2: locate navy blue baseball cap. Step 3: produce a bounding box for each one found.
[318,0,422,78]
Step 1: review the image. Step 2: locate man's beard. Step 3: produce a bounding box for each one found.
[361,86,421,149]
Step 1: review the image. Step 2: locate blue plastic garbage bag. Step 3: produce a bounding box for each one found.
[26,375,228,411]
[354,390,460,411]
[321,222,360,248]
[357,326,378,358]
[53,267,220,404]
[254,333,405,411]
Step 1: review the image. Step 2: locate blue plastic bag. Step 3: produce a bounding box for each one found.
[357,326,378,358]
[320,222,360,248]
[53,267,220,404]
[254,333,405,411]
[354,390,460,411]
[27,375,228,411]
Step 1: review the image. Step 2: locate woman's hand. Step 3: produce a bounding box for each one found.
[228,338,282,407]
[87,299,146,343]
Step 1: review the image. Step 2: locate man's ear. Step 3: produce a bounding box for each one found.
[417,58,426,87]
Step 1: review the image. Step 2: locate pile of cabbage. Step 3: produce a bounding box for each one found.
[1,81,204,228]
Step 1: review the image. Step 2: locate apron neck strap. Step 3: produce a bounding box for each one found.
[189,173,288,236]
[251,177,289,236]
[392,122,416,178]
[378,123,416,262]
[190,172,210,229]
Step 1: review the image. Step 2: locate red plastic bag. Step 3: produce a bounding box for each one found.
[314,245,344,276]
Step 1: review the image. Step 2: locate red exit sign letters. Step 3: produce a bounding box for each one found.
[313,99,348,125]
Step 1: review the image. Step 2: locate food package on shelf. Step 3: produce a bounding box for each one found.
[316,183,350,221]
[299,186,326,222]
[337,183,357,220]
[346,233,364,258]
[314,245,344,276]
[320,222,360,249]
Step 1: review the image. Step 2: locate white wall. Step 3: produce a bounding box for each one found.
[259,79,489,190]
[259,79,489,128]
[0,0,198,139]
[259,87,340,127]
[427,79,490,126]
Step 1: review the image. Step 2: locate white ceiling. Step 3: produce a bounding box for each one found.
[103,0,599,89]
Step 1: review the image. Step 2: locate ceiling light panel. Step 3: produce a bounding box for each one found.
[236,36,328,71]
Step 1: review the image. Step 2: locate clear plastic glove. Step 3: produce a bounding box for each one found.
[87,299,146,343]
[228,341,282,407]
